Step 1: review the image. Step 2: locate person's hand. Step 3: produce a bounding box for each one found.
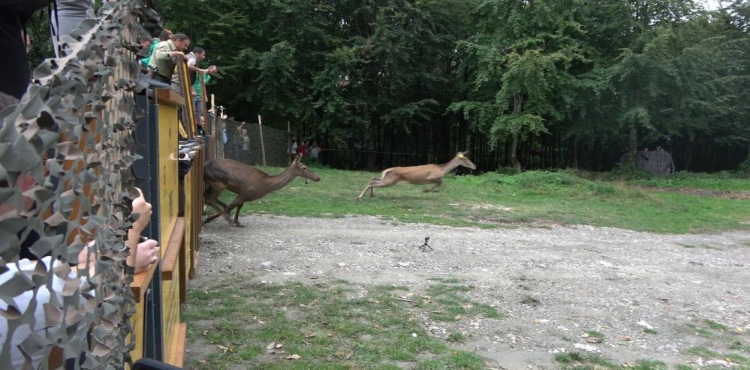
[131,188,152,234]
[134,238,160,274]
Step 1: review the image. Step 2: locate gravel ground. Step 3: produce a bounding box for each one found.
[192,214,750,369]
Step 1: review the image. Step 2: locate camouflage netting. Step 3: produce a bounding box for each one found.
[222,119,291,167]
[0,0,159,368]
[620,150,676,176]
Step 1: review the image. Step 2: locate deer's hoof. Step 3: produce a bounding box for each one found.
[233,223,245,228]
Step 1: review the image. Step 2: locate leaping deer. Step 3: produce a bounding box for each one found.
[203,156,321,227]
[358,152,477,200]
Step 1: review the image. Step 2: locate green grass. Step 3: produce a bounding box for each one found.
[417,283,502,322]
[212,166,750,234]
[182,278,493,369]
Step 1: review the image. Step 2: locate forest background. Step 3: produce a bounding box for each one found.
[29,0,750,173]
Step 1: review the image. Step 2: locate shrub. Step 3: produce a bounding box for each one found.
[606,163,653,181]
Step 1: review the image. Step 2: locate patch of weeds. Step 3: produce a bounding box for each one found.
[643,328,659,335]
[427,284,473,295]
[584,330,605,341]
[238,345,263,360]
[554,352,619,368]
[685,346,718,358]
[585,356,619,368]
[675,365,694,370]
[682,244,697,249]
[372,285,410,292]
[704,319,728,331]
[446,332,465,343]
[415,350,484,370]
[730,340,750,353]
[630,360,668,369]
[426,277,462,284]
[555,353,668,369]
[686,323,714,337]
[555,352,585,364]
[725,353,750,365]
[418,284,502,322]
[683,346,750,367]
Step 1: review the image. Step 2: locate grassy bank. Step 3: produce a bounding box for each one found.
[215,166,750,234]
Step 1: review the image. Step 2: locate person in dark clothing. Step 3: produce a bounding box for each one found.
[0,0,53,100]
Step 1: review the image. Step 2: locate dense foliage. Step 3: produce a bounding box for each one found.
[153,0,749,172]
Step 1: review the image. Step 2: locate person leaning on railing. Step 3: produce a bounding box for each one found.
[148,33,190,84]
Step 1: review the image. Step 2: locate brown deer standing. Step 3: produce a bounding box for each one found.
[203,156,321,227]
[358,152,477,200]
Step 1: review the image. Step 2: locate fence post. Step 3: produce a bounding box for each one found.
[258,115,267,166]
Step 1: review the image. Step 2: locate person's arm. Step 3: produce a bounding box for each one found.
[128,188,160,274]
[186,57,202,73]
[152,43,183,64]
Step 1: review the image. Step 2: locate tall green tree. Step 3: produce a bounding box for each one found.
[450,0,593,171]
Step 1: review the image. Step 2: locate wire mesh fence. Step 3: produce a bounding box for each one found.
[218,118,291,167]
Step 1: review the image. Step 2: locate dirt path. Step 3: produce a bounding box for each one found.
[192,215,750,369]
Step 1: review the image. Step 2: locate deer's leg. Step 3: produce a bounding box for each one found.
[203,185,232,224]
[423,179,443,193]
[233,204,244,227]
[357,181,375,200]
[223,197,247,227]
[358,179,384,200]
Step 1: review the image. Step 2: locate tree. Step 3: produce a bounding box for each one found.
[450,0,592,171]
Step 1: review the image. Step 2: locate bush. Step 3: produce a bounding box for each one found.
[606,163,654,181]
[737,158,750,178]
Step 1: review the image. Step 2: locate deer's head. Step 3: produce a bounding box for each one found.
[456,151,477,170]
[292,156,321,182]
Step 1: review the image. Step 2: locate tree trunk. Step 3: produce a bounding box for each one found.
[510,134,521,172]
[627,124,638,166]
[510,94,523,172]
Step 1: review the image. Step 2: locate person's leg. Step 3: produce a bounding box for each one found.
[51,0,94,57]
[193,97,204,116]
[139,73,170,88]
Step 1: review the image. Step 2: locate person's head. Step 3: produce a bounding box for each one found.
[159,29,173,41]
[138,35,152,49]
[192,47,206,62]
[207,65,218,74]
[197,116,205,126]
[242,128,248,135]
[172,33,191,51]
